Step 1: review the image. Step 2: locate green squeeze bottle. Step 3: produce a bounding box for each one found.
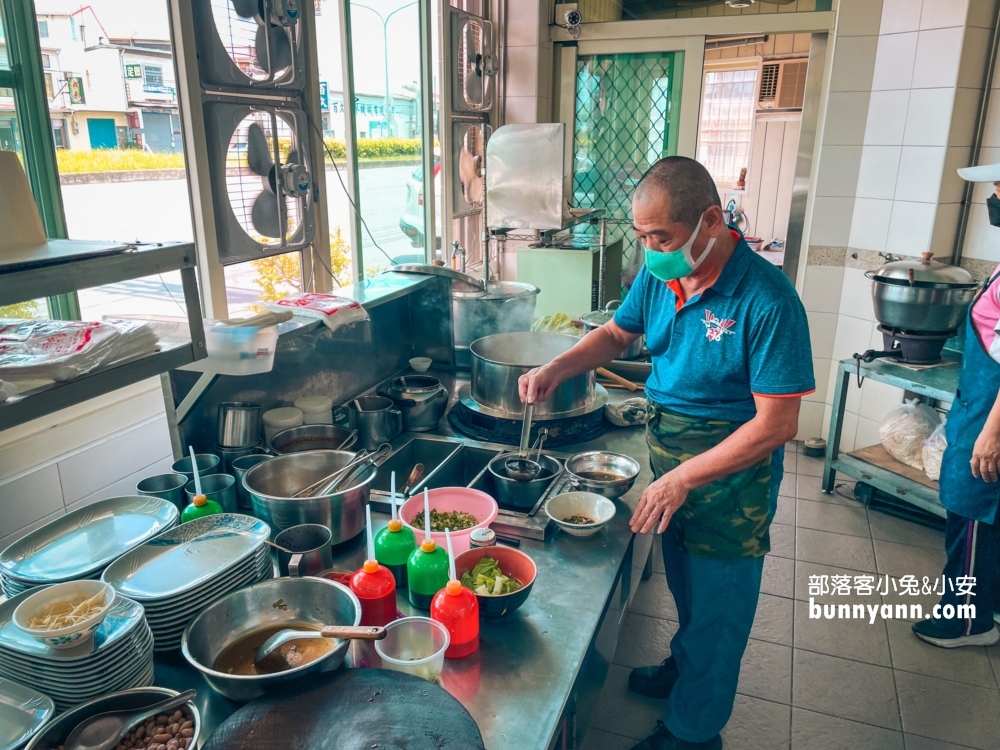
[374,472,416,587]
[181,446,223,523]
[406,488,449,609]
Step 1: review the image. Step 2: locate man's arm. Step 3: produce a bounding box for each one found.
[519,322,641,404]
[630,394,800,534]
[972,389,1000,482]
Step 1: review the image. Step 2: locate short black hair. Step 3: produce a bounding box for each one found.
[634,156,722,229]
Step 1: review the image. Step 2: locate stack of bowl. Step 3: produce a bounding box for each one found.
[102,514,272,651]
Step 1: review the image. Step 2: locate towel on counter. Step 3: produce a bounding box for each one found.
[606,397,648,428]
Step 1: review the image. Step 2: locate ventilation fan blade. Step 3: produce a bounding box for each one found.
[251,189,283,238]
[246,123,273,177]
[231,0,257,18]
[286,149,299,166]
[255,24,293,74]
[465,21,479,62]
[465,67,483,106]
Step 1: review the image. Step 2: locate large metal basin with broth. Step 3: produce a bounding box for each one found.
[470,332,595,418]
[242,450,374,543]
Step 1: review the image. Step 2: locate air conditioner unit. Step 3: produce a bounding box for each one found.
[758,59,807,110]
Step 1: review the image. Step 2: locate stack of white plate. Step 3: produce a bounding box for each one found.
[0,496,179,598]
[102,513,272,651]
[0,591,154,713]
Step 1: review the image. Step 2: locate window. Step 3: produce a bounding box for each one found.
[52,119,65,148]
[70,15,75,41]
[43,72,53,98]
[40,53,50,67]
[696,66,759,188]
[37,19,47,37]
[143,65,163,88]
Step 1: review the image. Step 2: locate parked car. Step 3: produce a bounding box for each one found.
[399,160,442,249]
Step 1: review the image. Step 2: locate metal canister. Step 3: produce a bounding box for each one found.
[470,528,496,548]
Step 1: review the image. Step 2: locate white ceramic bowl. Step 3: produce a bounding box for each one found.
[409,357,432,372]
[544,491,617,537]
[13,580,116,650]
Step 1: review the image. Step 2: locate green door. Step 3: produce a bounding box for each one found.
[87,117,117,149]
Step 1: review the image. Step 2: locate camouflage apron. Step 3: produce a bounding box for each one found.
[646,402,772,559]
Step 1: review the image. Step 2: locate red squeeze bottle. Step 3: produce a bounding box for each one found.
[431,579,479,658]
[350,559,398,627]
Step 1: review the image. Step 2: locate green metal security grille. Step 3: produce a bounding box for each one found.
[573,51,682,240]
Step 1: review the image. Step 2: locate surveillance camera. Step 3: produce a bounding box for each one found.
[563,9,582,26]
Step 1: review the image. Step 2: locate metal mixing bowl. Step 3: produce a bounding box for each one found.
[181,577,361,703]
[25,688,200,750]
[564,451,640,499]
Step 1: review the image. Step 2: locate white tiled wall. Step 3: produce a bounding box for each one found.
[0,414,174,547]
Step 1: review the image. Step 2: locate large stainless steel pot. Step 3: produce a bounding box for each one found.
[453,282,540,351]
[470,332,595,418]
[269,424,358,454]
[867,252,979,332]
[379,375,449,432]
[581,301,645,360]
[242,450,374,542]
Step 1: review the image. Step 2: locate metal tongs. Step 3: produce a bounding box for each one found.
[293,444,391,497]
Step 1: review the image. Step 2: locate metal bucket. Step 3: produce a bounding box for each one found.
[452,282,540,351]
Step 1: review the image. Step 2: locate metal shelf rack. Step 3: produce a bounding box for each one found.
[0,241,206,430]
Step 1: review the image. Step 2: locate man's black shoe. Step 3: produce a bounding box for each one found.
[629,721,722,750]
[628,656,679,699]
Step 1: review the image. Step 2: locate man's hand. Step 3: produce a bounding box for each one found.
[971,427,1000,483]
[518,365,562,405]
[630,471,691,534]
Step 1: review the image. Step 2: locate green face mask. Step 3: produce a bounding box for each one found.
[644,211,715,282]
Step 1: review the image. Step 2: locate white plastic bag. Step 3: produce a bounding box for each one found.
[265,293,369,332]
[879,399,942,470]
[922,420,948,481]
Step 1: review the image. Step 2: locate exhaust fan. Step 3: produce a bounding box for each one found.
[451,10,497,113]
[453,120,488,215]
[203,99,315,263]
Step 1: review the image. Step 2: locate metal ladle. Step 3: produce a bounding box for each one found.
[254,625,386,668]
[505,403,543,481]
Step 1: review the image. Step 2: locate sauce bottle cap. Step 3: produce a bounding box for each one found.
[192,494,207,507]
[363,559,379,574]
[420,539,437,553]
[387,519,403,532]
[446,580,463,596]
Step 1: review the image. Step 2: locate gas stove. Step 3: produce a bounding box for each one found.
[855,325,957,366]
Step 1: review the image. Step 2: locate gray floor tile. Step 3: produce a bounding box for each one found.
[589,663,665,740]
[770,522,795,559]
[791,708,905,750]
[580,728,636,750]
[904,735,980,749]
[873,539,946,581]
[762,554,795,599]
[774,494,796,526]
[793,598,892,666]
[780,474,796,498]
[787,440,803,453]
[990,642,1000,688]
[868,511,945,551]
[894,670,1000,749]
[738,638,792,704]
[629,573,678,622]
[794,560,880,603]
[751,593,794,647]
[796,474,860,506]
[796,454,827,478]
[882,582,942,623]
[792,649,901,730]
[783,450,798,474]
[723,694,791,750]
[796,498,871,538]
[796,527,877,573]
[887,619,997,689]
[612,612,679,670]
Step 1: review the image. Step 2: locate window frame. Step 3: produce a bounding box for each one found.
[143,64,164,88]
[696,58,764,191]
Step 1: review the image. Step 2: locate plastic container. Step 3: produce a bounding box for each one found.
[181,493,224,523]
[399,488,499,555]
[350,560,398,627]
[374,518,416,588]
[431,580,479,659]
[262,407,304,444]
[406,540,450,610]
[374,616,449,682]
[190,321,280,376]
[295,395,334,425]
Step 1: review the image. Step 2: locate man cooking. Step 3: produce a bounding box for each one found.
[519,157,814,750]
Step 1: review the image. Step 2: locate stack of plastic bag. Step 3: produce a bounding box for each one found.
[265,293,369,333]
[0,318,159,382]
[879,399,942,471]
[922,421,947,481]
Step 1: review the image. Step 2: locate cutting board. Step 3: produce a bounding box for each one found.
[202,669,485,750]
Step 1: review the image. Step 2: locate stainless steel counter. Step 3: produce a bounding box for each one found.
[154,372,655,750]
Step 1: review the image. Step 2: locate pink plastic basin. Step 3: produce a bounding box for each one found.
[400,487,499,554]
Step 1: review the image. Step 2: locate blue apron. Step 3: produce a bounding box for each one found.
[939,269,1000,523]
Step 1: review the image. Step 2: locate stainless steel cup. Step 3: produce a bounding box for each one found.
[348,396,403,451]
[184,473,238,514]
[172,453,221,483]
[216,442,263,476]
[136,473,188,513]
[274,523,334,577]
[232,454,272,510]
[217,402,262,448]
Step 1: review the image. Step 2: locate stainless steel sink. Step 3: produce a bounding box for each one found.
[423,445,500,490]
[369,436,462,495]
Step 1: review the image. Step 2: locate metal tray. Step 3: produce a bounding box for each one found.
[101,514,269,601]
[0,496,179,584]
[0,677,54,750]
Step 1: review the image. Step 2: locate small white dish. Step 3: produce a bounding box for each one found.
[409,357,432,372]
[544,491,617,537]
[12,581,115,650]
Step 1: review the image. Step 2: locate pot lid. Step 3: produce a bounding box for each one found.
[386,264,485,294]
[579,300,621,327]
[872,252,975,286]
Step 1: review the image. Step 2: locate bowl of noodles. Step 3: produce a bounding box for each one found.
[12,580,116,650]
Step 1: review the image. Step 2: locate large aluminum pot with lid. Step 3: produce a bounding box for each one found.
[580,300,645,360]
[379,375,450,432]
[470,332,594,418]
[866,252,979,332]
[452,281,540,350]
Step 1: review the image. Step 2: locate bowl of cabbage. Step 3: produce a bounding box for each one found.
[454,546,536,619]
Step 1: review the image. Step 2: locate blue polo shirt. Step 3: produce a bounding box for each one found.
[613,233,815,423]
